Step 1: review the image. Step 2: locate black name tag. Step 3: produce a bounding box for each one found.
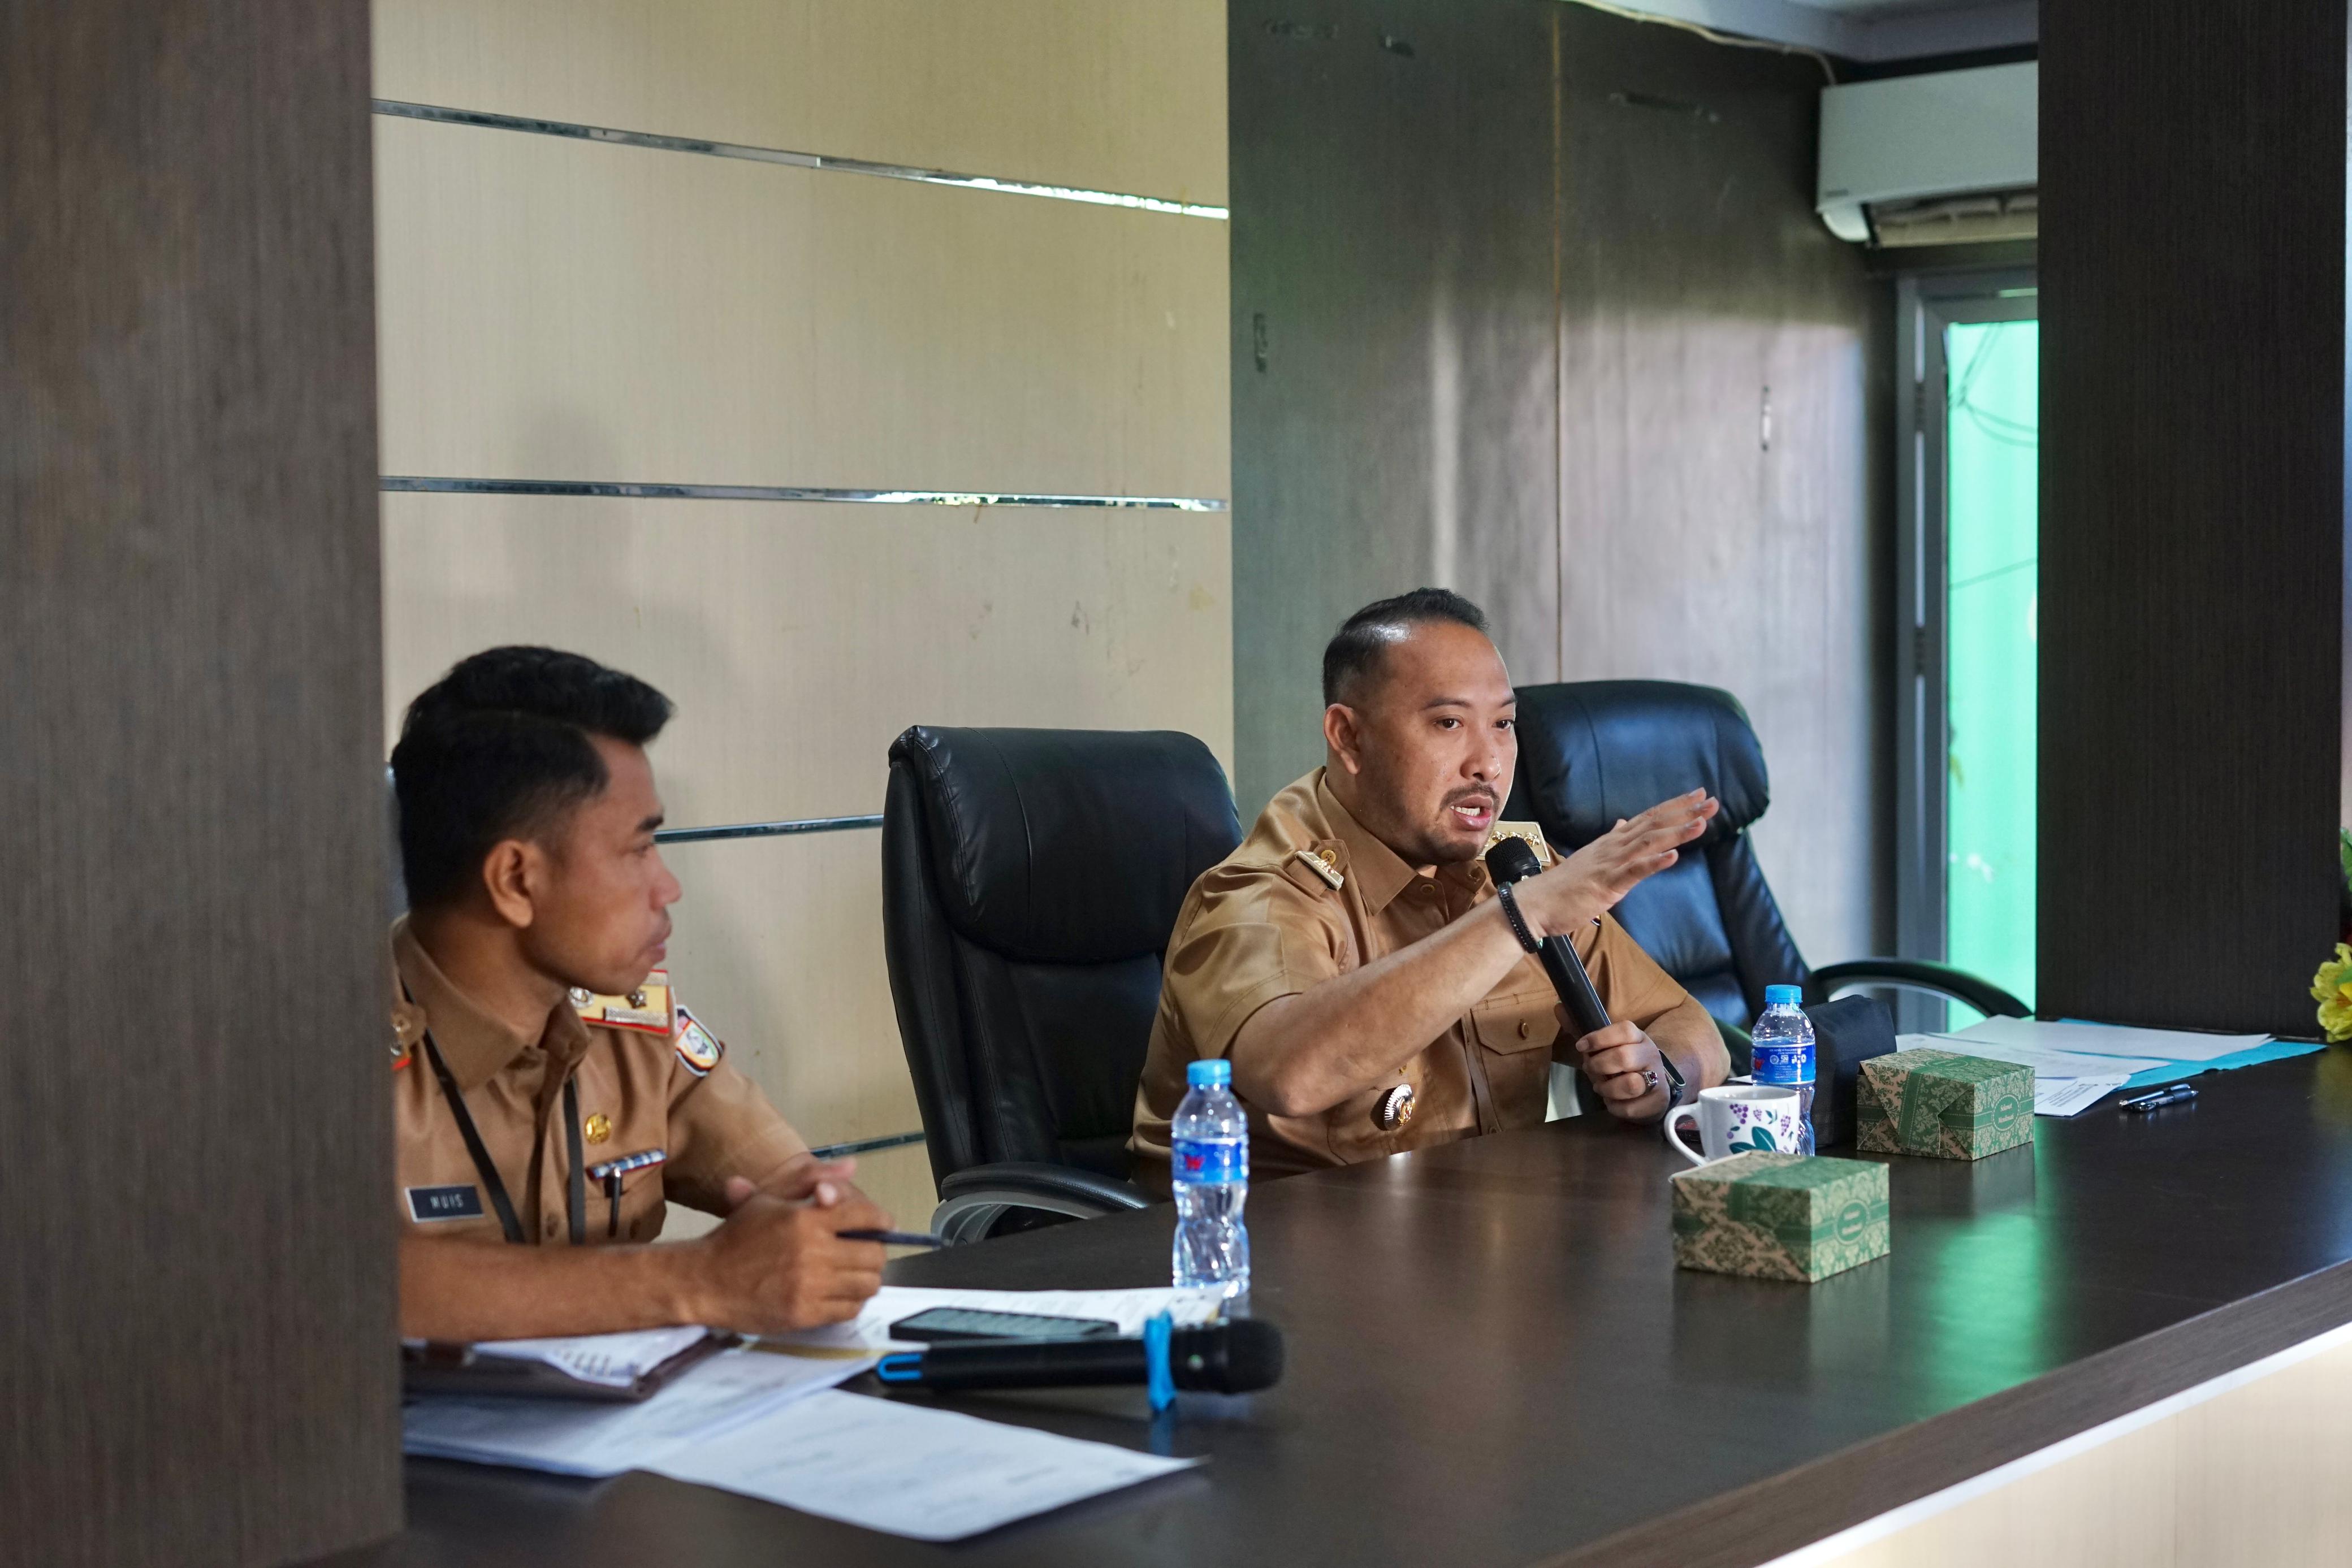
[407,1184,486,1223]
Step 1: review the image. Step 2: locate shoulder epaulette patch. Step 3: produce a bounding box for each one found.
[672,1002,724,1077]
[1291,846,1345,890]
[388,1005,421,1072]
[572,968,673,1035]
[1484,821,1558,868]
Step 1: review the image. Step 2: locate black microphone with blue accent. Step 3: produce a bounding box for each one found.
[873,1316,1283,1412]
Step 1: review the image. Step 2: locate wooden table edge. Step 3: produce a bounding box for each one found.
[1534,1257,2352,1568]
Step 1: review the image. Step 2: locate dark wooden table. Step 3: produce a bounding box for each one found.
[331,1052,2352,1568]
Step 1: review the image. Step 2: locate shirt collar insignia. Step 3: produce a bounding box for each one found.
[390,916,583,1092]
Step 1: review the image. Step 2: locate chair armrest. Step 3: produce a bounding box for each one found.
[929,1162,1151,1244]
[1804,959,2029,1021]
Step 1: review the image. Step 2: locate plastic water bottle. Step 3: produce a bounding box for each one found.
[1170,1058,1250,1296]
[1750,984,1817,1155]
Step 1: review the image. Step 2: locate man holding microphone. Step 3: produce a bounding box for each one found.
[1131,590,1729,1183]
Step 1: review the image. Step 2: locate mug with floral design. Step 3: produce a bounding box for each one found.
[1664,1084,1807,1166]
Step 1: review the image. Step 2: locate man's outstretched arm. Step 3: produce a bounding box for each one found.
[399,1179,888,1342]
[1230,791,1718,1119]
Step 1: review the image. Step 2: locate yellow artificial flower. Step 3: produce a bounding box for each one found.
[2314,943,2352,1042]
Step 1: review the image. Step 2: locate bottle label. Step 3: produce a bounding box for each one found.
[1752,1041,1813,1084]
[1172,1136,1246,1185]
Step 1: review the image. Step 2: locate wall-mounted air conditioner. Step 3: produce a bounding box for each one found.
[1817,61,2037,248]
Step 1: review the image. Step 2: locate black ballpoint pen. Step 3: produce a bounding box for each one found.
[839,1228,953,1248]
[2118,1082,2197,1112]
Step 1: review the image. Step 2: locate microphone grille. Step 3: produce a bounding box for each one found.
[1484,835,1543,886]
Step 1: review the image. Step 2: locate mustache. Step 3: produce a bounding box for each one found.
[1442,786,1499,812]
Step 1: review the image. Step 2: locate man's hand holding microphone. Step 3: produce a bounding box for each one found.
[1498,789,1719,1121]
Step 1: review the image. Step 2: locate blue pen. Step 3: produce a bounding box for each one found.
[2118,1082,2197,1112]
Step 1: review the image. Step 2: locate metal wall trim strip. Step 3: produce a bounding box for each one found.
[808,1130,929,1160]
[382,476,1229,513]
[373,99,1229,220]
[655,815,883,844]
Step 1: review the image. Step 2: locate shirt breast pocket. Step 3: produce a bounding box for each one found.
[1474,990,1562,1055]
[598,1157,671,1242]
[1473,990,1563,1125]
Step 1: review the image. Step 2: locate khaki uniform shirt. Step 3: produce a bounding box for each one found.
[1130,769,1709,1182]
[390,919,809,1245]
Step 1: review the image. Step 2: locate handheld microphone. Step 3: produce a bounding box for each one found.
[874,1318,1283,1412]
[1485,837,1612,1038]
[1485,837,1686,1109]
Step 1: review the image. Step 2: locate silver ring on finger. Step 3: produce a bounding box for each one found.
[1642,1067,1661,1093]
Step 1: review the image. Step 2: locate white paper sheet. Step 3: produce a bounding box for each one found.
[402,1345,871,1476]
[1947,1015,2270,1064]
[1896,1032,2171,1081]
[468,1326,712,1389]
[2031,1075,2131,1118]
[764,1284,1226,1355]
[645,1388,1199,1540]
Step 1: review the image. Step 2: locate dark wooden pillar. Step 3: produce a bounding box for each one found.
[0,1,400,1563]
[2039,2,2349,1035]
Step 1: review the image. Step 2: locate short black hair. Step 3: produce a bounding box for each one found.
[1321,588,1491,706]
[391,647,674,911]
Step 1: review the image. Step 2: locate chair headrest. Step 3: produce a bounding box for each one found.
[887,726,1241,963]
[1508,681,1770,846]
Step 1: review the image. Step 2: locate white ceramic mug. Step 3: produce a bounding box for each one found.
[1664,1084,1806,1166]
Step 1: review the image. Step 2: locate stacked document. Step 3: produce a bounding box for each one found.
[641,1389,1195,1540]
[404,1288,1208,1539]
[1899,1016,2275,1118]
[405,1341,868,1475]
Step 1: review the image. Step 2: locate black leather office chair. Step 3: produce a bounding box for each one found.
[1503,681,2025,1061]
[882,725,1243,1243]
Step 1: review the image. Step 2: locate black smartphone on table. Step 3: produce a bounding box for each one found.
[888,1306,1122,1343]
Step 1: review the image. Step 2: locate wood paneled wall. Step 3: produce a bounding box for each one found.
[1230,0,1888,960]
[1553,10,1887,965]
[0,1,399,1563]
[2038,1,2345,1036]
[371,0,1233,1228]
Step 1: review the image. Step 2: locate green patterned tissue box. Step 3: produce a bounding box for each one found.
[1855,1048,2034,1160]
[1670,1152,1891,1283]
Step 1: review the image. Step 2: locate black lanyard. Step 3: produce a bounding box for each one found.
[414,1004,587,1247]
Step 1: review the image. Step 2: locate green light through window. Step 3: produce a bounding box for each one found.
[1945,320,2038,1016]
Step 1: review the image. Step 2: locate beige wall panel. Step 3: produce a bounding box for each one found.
[379,492,1234,818]
[652,831,909,1143]
[374,114,1231,499]
[1560,315,1874,964]
[660,1138,938,1243]
[373,0,1226,207]
[382,491,1233,1220]
[1806,1332,2352,1567]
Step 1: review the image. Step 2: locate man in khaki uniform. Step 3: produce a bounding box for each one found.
[1132,590,1730,1183]
[391,647,888,1342]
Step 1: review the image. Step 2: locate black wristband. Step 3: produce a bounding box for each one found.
[1644,1051,1689,1120]
[1494,881,1542,954]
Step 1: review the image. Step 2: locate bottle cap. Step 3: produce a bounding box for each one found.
[1765,984,1803,1008]
[1186,1058,1233,1089]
